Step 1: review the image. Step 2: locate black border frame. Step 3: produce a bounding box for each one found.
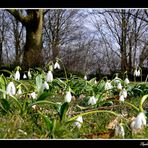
[0,0,148,8]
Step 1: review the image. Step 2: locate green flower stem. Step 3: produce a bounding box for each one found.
[67,110,118,122]
[139,94,148,112]
[139,67,142,82]
[111,100,139,112]
[29,100,58,107]
[134,75,136,82]
[58,58,68,80]
[15,80,29,91]
[124,101,139,112]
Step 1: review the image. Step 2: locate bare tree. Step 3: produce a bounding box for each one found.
[0,10,12,66]
[91,9,147,74]
[43,9,82,63]
[9,14,25,65]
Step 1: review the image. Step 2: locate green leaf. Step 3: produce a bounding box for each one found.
[38,111,53,131]
[0,69,12,76]
[29,100,57,108]
[37,92,49,101]
[0,99,10,113]
[36,74,43,92]
[139,94,148,112]
[43,115,53,131]
[59,102,69,122]
[0,75,7,98]
[0,88,22,112]
[54,103,62,113]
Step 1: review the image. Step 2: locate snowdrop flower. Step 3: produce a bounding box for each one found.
[54,62,60,69]
[131,112,146,132]
[134,69,138,77]
[119,95,125,102]
[124,78,129,84]
[88,96,97,105]
[30,92,37,99]
[64,91,72,103]
[17,87,22,95]
[115,123,125,138]
[23,74,27,79]
[94,80,97,84]
[84,75,87,80]
[137,70,140,76]
[6,81,16,96]
[46,71,53,82]
[134,69,140,77]
[105,81,112,90]
[42,81,49,90]
[122,88,127,98]
[119,88,127,98]
[117,83,122,90]
[14,70,20,80]
[28,70,32,79]
[74,116,83,129]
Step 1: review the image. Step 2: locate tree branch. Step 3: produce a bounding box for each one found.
[6,9,32,25]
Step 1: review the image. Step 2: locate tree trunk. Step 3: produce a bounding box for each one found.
[51,42,60,62]
[7,9,43,69]
[121,10,127,72]
[0,42,2,67]
[23,10,43,68]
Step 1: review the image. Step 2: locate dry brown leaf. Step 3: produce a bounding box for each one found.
[106,117,118,129]
[81,130,114,139]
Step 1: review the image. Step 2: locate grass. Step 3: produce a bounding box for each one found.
[0,70,147,139]
[0,94,147,139]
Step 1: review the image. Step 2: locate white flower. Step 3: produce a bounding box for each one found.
[46,71,53,82]
[119,88,127,98]
[124,78,129,84]
[105,81,112,90]
[88,96,97,105]
[17,88,22,95]
[122,88,127,98]
[54,62,61,69]
[117,83,122,90]
[84,75,87,80]
[134,69,138,76]
[64,91,72,103]
[119,95,125,102]
[28,70,32,79]
[23,74,27,79]
[14,70,20,80]
[42,81,49,90]
[137,70,140,77]
[131,112,146,131]
[30,92,37,99]
[74,116,83,129]
[134,69,140,77]
[6,82,16,96]
[115,123,125,138]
